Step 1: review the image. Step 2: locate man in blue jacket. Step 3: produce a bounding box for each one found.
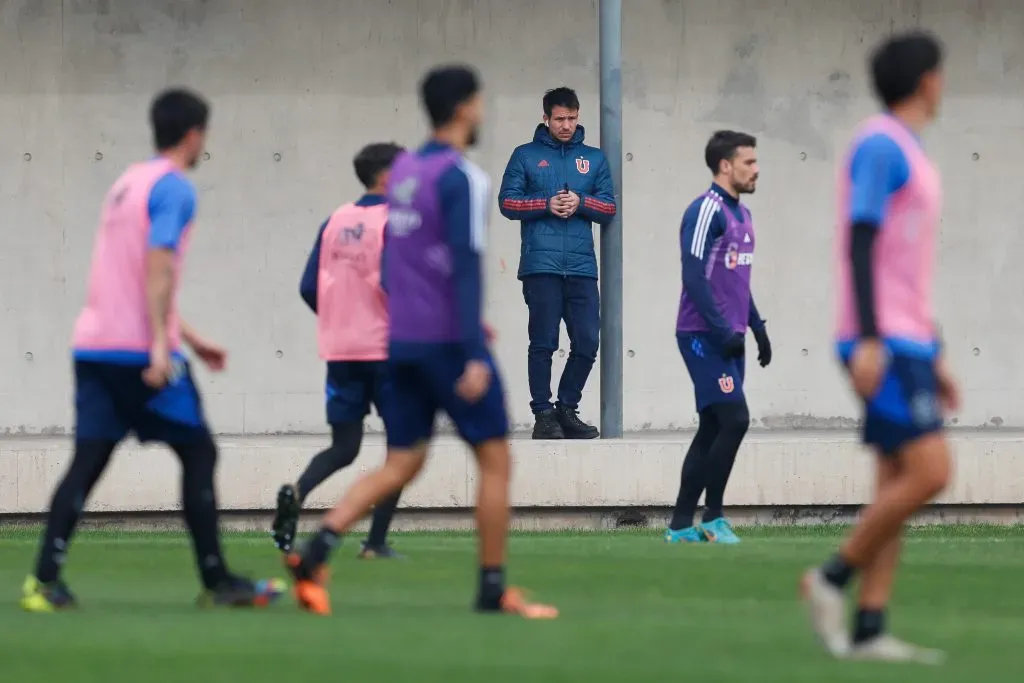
[498,87,617,440]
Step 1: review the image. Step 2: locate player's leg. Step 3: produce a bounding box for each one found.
[273,421,364,552]
[22,439,119,612]
[850,456,901,644]
[699,399,750,543]
[555,276,600,439]
[834,435,949,663]
[360,490,403,558]
[803,356,949,660]
[666,408,719,542]
[22,361,126,612]
[152,361,283,607]
[523,275,565,439]
[288,447,426,615]
[443,350,557,618]
[699,349,749,543]
[358,360,406,559]
[273,363,369,552]
[285,360,433,615]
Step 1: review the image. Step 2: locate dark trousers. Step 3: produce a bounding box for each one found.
[522,274,600,414]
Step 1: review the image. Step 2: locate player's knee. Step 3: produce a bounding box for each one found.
[715,402,750,437]
[906,435,952,499]
[383,450,426,486]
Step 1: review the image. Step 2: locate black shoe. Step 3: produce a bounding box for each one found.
[271,483,300,553]
[358,541,406,560]
[556,405,599,439]
[532,409,564,440]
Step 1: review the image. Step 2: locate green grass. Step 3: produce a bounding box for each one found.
[2,525,1024,682]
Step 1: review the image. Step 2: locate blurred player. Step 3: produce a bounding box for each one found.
[666,131,772,545]
[21,89,284,612]
[272,142,406,559]
[283,65,557,619]
[802,32,954,663]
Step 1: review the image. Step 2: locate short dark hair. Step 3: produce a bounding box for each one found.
[149,88,209,151]
[420,65,480,128]
[870,31,943,108]
[704,130,757,174]
[353,142,404,188]
[543,87,580,117]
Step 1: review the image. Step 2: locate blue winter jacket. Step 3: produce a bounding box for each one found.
[498,124,617,280]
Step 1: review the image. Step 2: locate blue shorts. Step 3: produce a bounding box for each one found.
[382,347,509,449]
[841,351,943,456]
[677,332,746,412]
[325,361,393,425]
[74,358,210,444]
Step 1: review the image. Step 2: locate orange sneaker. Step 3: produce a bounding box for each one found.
[499,587,559,619]
[284,553,332,616]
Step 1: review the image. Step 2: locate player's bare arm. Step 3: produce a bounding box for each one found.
[143,247,176,387]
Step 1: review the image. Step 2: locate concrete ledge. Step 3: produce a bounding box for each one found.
[2,431,1023,516]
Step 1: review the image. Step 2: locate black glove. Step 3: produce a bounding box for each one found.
[721,333,746,359]
[753,325,772,367]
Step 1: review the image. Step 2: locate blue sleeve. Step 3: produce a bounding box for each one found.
[498,148,550,221]
[440,165,487,361]
[576,154,617,224]
[848,133,910,226]
[147,173,196,250]
[680,197,733,343]
[748,296,765,331]
[299,220,328,313]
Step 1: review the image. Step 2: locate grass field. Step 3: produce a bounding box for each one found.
[1,525,1023,682]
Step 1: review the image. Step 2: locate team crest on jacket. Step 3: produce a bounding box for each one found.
[576,157,590,174]
[718,375,735,394]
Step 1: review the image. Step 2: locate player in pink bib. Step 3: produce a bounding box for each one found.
[271,143,407,560]
[802,33,957,664]
[22,89,283,613]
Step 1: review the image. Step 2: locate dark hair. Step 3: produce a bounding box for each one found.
[542,87,580,117]
[420,65,480,128]
[870,31,943,108]
[353,142,404,188]
[149,88,209,151]
[704,130,757,174]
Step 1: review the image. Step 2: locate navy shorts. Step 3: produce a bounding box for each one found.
[842,352,944,456]
[74,358,210,444]
[382,347,509,449]
[325,360,393,425]
[677,332,746,412]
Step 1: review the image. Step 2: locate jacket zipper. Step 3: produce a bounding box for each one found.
[561,146,567,276]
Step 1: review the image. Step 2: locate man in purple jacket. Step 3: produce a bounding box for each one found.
[666,130,772,546]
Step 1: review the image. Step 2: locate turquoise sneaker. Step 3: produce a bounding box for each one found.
[664,526,706,544]
[702,517,741,544]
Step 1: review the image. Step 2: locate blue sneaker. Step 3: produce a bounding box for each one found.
[664,526,706,544]
[702,517,741,544]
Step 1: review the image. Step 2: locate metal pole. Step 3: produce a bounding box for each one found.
[599,0,623,438]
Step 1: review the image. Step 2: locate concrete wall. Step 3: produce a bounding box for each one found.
[4,432,1024,518]
[3,0,1024,437]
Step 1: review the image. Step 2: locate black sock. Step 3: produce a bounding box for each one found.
[669,411,719,530]
[296,421,363,502]
[701,402,749,523]
[34,440,117,583]
[303,527,341,570]
[821,553,856,589]
[172,436,230,590]
[477,565,506,609]
[853,608,885,644]
[366,490,401,547]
